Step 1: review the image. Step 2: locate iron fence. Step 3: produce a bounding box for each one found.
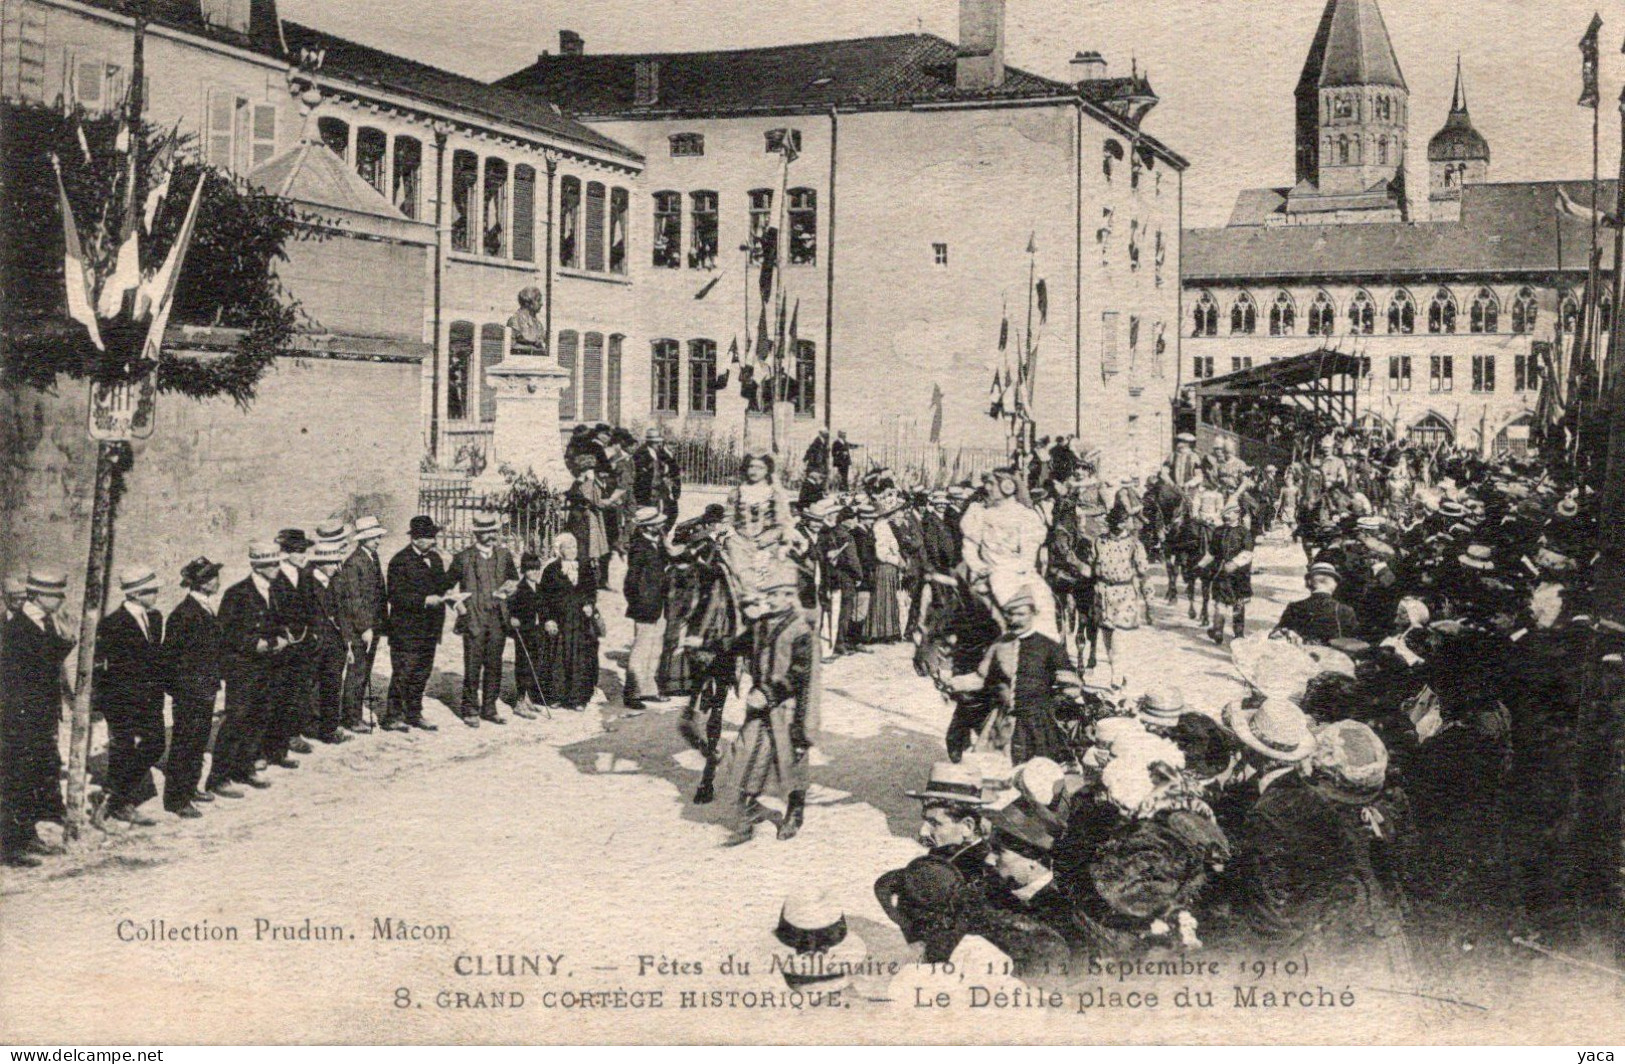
[666,430,1010,491]
[417,480,566,557]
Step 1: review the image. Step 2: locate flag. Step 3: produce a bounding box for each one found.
[98,228,142,319]
[929,383,943,444]
[1556,187,1619,229]
[75,121,92,165]
[998,313,1009,352]
[52,155,104,351]
[755,301,772,359]
[1581,14,1603,108]
[728,336,741,369]
[788,300,799,348]
[143,136,178,233]
[757,228,778,302]
[694,274,722,300]
[1035,279,1048,325]
[1025,233,1037,256]
[765,128,799,164]
[136,171,206,360]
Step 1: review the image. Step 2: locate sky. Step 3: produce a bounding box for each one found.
[279,0,1625,228]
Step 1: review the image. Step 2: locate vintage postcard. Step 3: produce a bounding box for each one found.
[3,0,1625,1046]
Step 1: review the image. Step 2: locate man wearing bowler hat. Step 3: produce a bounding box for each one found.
[384,515,454,732]
[1,568,75,866]
[334,515,388,733]
[1273,562,1359,646]
[163,557,225,818]
[205,542,285,796]
[265,527,317,767]
[447,512,517,726]
[94,566,167,825]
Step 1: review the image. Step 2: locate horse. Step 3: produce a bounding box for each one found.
[672,537,747,805]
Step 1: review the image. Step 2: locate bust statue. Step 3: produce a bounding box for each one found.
[507,286,546,355]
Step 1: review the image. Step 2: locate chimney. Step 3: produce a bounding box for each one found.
[559,29,584,56]
[956,0,1005,91]
[634,59,660,107]
[1070,50,1107,83]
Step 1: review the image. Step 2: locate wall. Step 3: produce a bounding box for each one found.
[0,355,422,614]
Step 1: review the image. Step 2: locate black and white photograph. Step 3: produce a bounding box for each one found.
[3,0,1625,1047]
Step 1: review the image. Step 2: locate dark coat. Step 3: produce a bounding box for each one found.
[271,566,318,644]
[447,545,518,637]
[386,546,453,647]
[1274,592,1359,645]
[164,595,223,705]
[94,606,166,722]
[921,510,960,575]
[818,525,864,591]
[333,545,386,643]
[623,532,670,624]
[1,610,73,833]
[218,576,282,671]
[631,444,681,509]
[309,572,345,643]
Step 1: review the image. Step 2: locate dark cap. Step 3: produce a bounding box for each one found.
[408,515,439,538]
[179,556,224,589]
[275,528,315,552]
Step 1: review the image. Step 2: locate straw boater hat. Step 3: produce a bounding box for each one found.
[904,761,989,805]
[1224,697,1317,763]
[25,567,67,597]
[248,541,281,566]
[179,556,224,589]
[1309,719,1388,805]
[1308,561,1341,583]
[313,542,347,566]
[633,505,665,528]
[315,519,350,546]
[353,515,387,541]
[764,890,869,991]
[1137,686,1187,728]
[1436,500,1467,519]
[1458,544,1495,571]
[1175,432,1196,444]
[805,497,842,523]
[4,573,28,597]
[118,566,159,597]
[472,512,501,535]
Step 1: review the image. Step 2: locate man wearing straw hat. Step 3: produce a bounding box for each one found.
[205,543,287,796]
[334,516,388,734]
[163,556,225,818]
[307,541,353,745]
[1,568,75,866]
[94,566,168,825]
[266,528,318,766]
[447,512,517,727]
[622,506,672,710]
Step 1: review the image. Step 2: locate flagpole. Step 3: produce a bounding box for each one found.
[1023,239,1036,451]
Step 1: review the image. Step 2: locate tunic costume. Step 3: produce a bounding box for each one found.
[733,609,816,798]
[1093,533,1150,630]
[959,499,1058,639]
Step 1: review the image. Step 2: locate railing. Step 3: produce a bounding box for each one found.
[665,429,1009,491]
[417,481,566,557]
[440,423,495,477]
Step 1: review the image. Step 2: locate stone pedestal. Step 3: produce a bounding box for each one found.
[474,353,572,491]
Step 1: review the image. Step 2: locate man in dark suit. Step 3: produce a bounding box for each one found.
[981,796,1078,949]
[162,557,225,818]
[1,568,75,866]
[307,542,352,744]
[385,515,453,732]
[1273,562,1360,645]
[631,424,682,530]
[266,528,318,767]
[447,513,517,726]
[622,506,671,709]
[94,567,168,825]
[334,515,387,733]
[205,542,286,796]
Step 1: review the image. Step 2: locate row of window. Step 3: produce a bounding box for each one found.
[667,129,804,159]
[650,339,817,417]
[1103,139,1163,194]
[1193,286,1570,338]
[1323,132,1399,167]
[314,117,423,220]
[652,188,818,270]
[1328,92,1404,125]
[1190,352,1542,394]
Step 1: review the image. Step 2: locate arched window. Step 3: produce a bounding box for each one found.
[1193,291,1218,337]
[1510,287,1538,334]
[651,339,680,415]
[1388,289,1417,334]
[447,320,474,421]
[483,158,508,257]
[1269,291,1296,336]
[1428,287,1457,334]
[451,150,478,253]
[1377,138,1388,166]
[317,116,349,160]
[652,190,681,269]
[1560,290,1580,334]
[477,324,504,422]
[608,187,628,273]
[556,330,579,420]
[1337,136,1350,164]
[1408,412,1455,448]
[1348,289,1376,335]
[1103,138,1124,181]
[581,332,604,421]
[355,126,386,192]
[1469,287,1500,334]
[1230,291,1257,335]
[747,189,773,262]
[559,176,581,268]
[392,135,422,219]
[1308,291,1337,336]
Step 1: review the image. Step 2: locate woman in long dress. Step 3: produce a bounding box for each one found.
[863,498,904,643]
[565,455,612,590]
[1092,506,1151,685]
[538,532,601,710]
[507,551,548,716]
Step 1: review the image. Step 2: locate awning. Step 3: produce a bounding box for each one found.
[1191,348,1363,399]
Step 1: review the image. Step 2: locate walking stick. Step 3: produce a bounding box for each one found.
[513,631,553,720]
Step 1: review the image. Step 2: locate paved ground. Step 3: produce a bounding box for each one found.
[1,515,1616,1044]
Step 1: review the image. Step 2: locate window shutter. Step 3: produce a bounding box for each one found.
[512,167,536,262]
[606,336,623,427]
[250,104,278,168]
[205,89,236,168]
[584,182,606,271]
[1101,312,1120,378]
[581,333,604,421]
[478,325,505,422]
[557,332,579,420]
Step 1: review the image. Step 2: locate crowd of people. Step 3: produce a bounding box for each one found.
[4,417,1618,1000]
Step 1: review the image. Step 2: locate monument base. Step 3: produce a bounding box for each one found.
[473,354,572,492]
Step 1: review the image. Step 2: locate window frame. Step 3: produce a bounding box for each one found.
[1388,289,1417,335]
[687,339,717,415]
[688,189,719,270]
[651,339,681,416]
[652,190,682,270]
[788,187,817,266]
[559,176,582,269]
[1230,291,1257,336]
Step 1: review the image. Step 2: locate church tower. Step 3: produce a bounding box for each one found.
[1427,59,1490,221]
[1289,0,1409,223]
